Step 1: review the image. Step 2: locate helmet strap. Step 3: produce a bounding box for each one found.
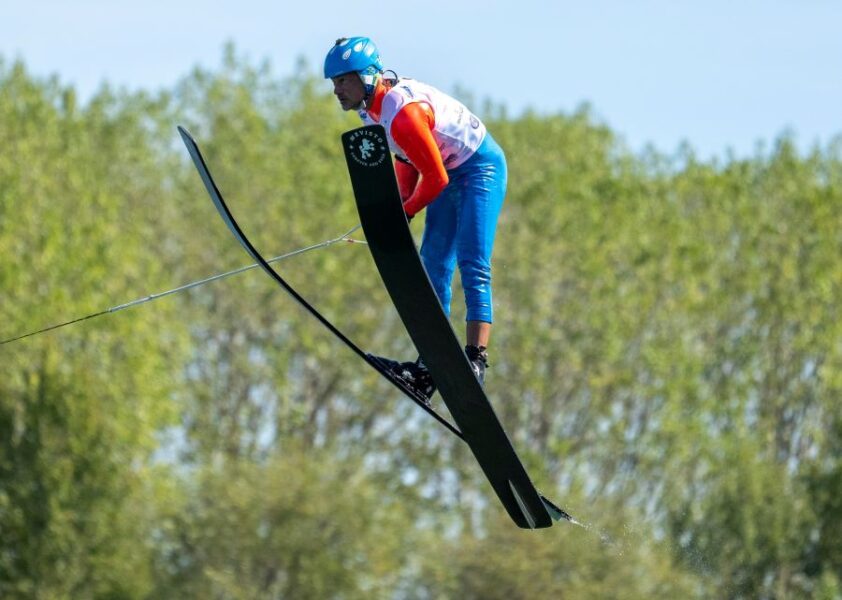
[356,71,381,110]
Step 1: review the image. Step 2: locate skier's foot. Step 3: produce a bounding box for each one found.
[465,345,489,385]
[409,357,437,400]
[369,355,436,404]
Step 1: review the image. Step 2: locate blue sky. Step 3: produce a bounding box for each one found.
[3,0,840,159]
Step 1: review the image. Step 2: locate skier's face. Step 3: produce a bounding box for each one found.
[331,73,366,111]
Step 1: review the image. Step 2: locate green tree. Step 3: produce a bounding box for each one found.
[0,59,188,598]
[2,47,842,598]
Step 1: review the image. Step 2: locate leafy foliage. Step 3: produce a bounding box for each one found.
[1,48,841,597]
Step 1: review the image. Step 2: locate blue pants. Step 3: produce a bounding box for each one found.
[420,133,507,323]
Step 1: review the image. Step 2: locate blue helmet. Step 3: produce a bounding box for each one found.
[324,37,383,95]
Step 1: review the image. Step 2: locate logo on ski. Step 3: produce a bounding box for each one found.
[346,129,388,167]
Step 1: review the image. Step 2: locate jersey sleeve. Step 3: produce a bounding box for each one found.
[394,159,419,202]
[389,102,449,216]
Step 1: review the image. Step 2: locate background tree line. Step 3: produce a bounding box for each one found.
[2,45,841,598]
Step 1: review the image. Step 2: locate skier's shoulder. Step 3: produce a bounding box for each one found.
[385,78,437,101]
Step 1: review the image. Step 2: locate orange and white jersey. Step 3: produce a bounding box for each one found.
[359,78,487,170]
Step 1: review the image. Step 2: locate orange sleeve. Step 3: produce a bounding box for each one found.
[394,159,419,202]
[389,102,449,217]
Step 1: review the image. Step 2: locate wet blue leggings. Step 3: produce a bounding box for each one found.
[419,133,507,323]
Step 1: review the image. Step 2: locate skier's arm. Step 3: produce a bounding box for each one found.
[395,159,419,203]
[390,102,448,217]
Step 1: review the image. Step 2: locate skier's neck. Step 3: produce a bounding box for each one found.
[363,81,387,121]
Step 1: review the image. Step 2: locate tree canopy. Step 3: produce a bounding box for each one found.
[2,48,841,598]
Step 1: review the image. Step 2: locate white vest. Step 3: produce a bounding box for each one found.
[359,79,487,170]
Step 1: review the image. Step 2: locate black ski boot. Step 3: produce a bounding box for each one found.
[370,355,436,405]
[465,345,489,385]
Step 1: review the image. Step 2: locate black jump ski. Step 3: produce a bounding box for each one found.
[178,125,574,529]
[342,124,560,529]
[177,126,461,436]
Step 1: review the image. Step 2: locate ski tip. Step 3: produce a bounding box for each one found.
[176,125,193,143]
